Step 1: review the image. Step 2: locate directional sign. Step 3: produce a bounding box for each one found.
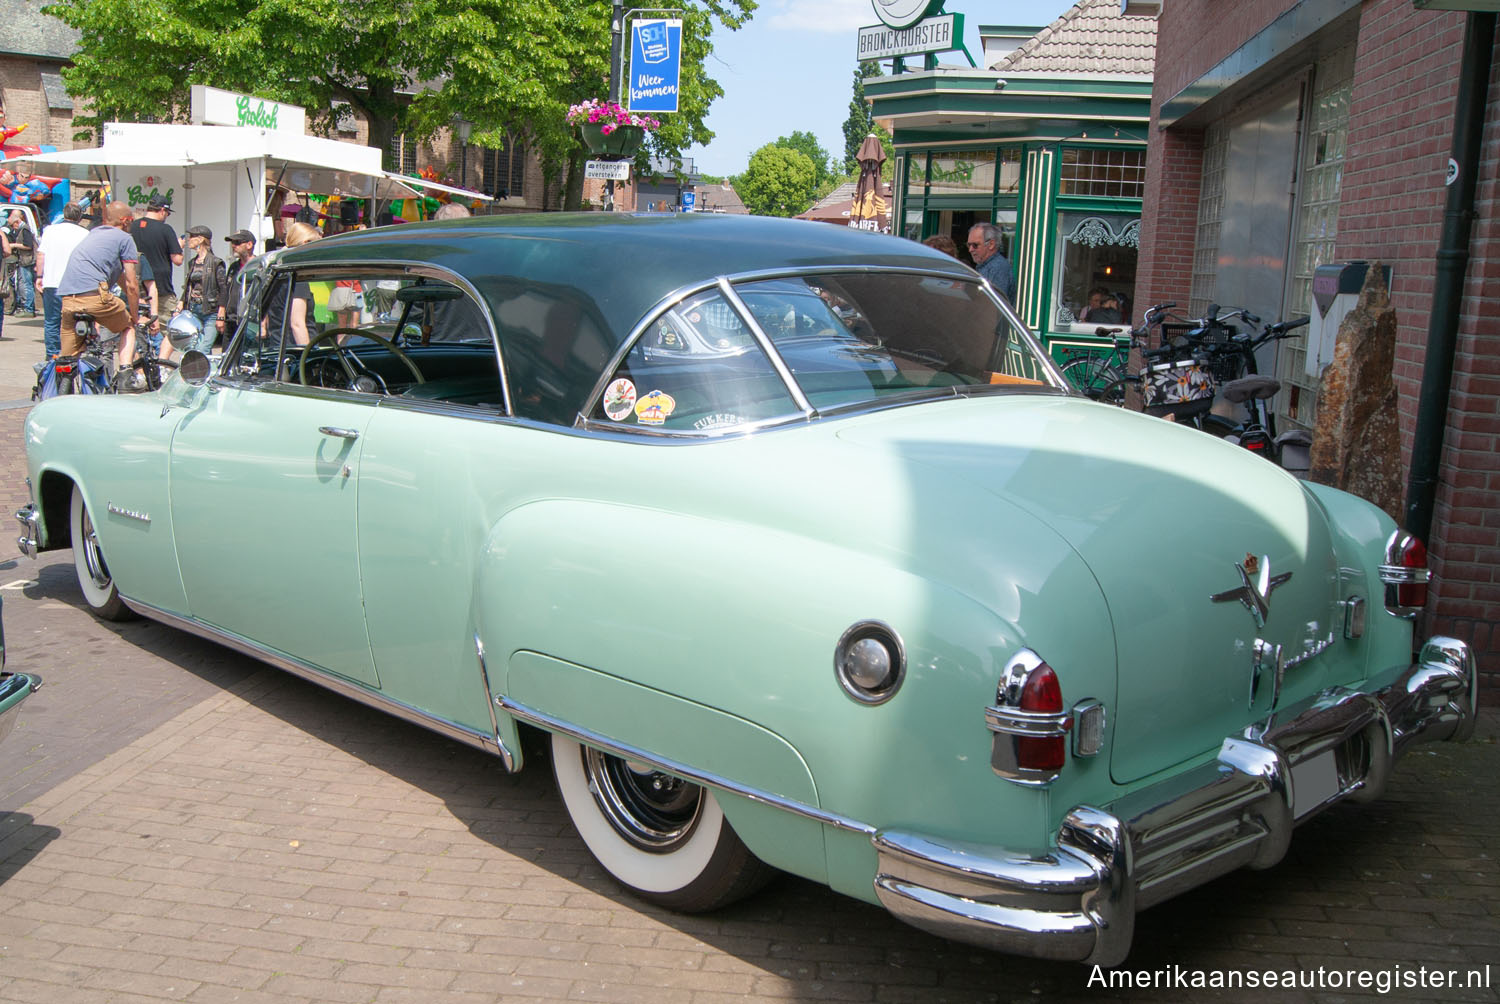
[585,160,632,181]
[630,19,682,113]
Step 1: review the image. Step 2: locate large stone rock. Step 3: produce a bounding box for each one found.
[1307,264,1403,521]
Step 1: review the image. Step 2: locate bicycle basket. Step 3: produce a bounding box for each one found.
[1141,358,1215,409]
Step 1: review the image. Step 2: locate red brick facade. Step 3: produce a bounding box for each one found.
[1138,1,1500,701]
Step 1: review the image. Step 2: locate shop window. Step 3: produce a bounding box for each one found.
[1051,212,1139,330]
[929,150,994,196]
[483,135,526,199]
[1059,148,1145,199]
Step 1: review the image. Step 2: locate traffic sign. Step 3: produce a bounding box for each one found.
[585,160,632,181]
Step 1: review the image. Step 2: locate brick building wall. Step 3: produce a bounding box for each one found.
[0,54,79,150]
[1139,0,1500,701]
[1135,128,1204,315]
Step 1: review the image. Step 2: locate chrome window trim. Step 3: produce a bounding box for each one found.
[577,265,1064,438]
[715,276,816,416]
[212,257,513,416]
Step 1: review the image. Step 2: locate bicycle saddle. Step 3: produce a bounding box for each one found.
[72,311,95,322]
[1220,374,1280,404]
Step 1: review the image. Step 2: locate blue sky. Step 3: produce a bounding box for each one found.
[685,0,1077,178]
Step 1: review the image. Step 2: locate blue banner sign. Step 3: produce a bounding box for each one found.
[681,190,696,212]
[630,18,682,114]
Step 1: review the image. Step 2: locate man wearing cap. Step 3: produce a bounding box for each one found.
[58,201,139,372]
[221,229,255,334]
[178,224,228,352]
[131,194,183,316]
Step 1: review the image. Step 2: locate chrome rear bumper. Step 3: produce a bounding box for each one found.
[873,636,1478,966]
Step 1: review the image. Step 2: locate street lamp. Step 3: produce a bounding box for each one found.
[456,118,472,190]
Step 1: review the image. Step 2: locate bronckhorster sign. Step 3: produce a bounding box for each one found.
[858,14,961,60]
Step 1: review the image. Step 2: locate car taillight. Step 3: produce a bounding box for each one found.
[1380,530,1430,617]
[986,649,1079,784]
[1016,665,1066,771]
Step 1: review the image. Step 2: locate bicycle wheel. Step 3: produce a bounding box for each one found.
[1060,355,1122,400]
[1093,376,1131,408]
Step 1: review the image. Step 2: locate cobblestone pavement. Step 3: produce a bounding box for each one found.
[0,316,1496,1002]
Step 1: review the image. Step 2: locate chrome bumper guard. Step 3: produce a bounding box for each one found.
[15,501,39,558]
[873,636,1477,966]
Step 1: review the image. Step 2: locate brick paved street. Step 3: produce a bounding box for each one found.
[0,315,1495,1002]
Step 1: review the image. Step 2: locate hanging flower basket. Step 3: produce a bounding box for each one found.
[581,122,645,157]
[567,99,660,159]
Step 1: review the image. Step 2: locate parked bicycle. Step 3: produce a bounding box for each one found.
[1187,307,1311,468]
[1058,326,1133,401]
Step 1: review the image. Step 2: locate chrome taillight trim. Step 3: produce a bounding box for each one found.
[984,706,1072,737]
[1380,529,1429,618]
[989,648,1067,786]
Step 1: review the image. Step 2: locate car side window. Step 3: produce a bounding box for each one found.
[223,270,507,410]
[587,289,799,433]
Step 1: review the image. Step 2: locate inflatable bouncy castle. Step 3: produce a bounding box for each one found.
[1,121,71,224]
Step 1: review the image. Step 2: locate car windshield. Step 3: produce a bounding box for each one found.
[588,271,1060,434]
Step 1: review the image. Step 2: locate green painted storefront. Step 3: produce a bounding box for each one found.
[866,61,1153,367]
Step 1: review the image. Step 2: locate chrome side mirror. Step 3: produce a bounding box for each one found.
[179,350,212,385]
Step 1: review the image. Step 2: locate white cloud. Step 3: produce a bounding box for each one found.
[764,0,874,33]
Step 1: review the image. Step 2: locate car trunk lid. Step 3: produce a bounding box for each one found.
[835,396,1350,784]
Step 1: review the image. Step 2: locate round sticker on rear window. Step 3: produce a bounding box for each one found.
[603,378,637,421]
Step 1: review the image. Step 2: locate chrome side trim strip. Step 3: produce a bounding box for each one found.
[495,695,876,837]
[120,597,508,762]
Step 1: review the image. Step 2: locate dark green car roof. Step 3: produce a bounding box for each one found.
[279,212,974,348]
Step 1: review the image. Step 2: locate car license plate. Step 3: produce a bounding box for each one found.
[1291,751,1340,818]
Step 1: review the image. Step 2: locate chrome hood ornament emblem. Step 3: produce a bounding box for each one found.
[1211,554,1291,629]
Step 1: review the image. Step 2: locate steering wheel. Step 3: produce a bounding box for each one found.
[298,327,426,388]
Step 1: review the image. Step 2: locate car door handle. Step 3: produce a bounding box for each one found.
[318,426,360,441]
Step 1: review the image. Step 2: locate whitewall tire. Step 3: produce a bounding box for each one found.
[70,484,131,621]
[549,731,774,912]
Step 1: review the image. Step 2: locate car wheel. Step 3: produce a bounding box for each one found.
[70,484,132,621]
[549,731,775,912]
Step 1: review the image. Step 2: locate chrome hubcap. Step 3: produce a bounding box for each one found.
[80,506,110,590]
[583,747,702,852]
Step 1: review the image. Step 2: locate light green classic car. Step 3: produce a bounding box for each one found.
[15,214,1476,963]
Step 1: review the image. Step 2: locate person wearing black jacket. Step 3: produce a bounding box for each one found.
[221,228,256,337]
[177,225,229,353]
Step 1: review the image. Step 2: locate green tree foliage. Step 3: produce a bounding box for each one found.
[736,143,816,217]
[44,0,753,202]
[774,130,832,188]
[842,61,882,174]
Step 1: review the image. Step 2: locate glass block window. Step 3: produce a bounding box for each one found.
[1059,147,1145,198]
[1190,122,1228,318]
[1279,43,1355,430]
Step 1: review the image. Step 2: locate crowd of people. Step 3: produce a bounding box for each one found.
[1,189,265,387]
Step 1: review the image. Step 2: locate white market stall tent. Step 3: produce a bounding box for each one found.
[21,120,490,251]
